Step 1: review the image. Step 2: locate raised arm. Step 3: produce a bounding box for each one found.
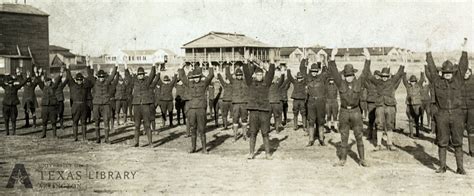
[328,60,343,88]
[402,72,408,87]
[178,68,189,86]
[277,73,285,87]
[299,59,308,77]
[242,63,253,86]
[217,73,226,85]
[225,66,233,84]
[171,74,178,87]
[151,72,161,87]
[264,64,276,86]
[426,52,439,83]
[287,69,295,84]
[146,66,157,85]
[417,72,425,86]
[392,65,405,84]
[458,38,469,77]
[204,67,215,86]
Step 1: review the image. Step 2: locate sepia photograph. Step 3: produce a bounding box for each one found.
[0,0,473,195]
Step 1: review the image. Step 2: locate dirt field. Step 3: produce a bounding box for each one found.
[1,63,473,195]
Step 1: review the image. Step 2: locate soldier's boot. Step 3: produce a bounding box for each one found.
[293,115,299,131]
[306,127,315,147]
[60,119,64,130]
[41,125,47,138]
[248,134,256,159]
[318,126,326,146]
[73,125,78,141]
[455,147,466,175]
[374,130,383,151]
[188,135,197,153]
[367,126,373,140]
[147,129,153,148]
[223,118,228,130]
[104,128,110,144]
[169,112,174,127]
[275,120,281,133]
[95,127,101,144]
[177,111,181,125]
[82,124,87,141]
[469,135,474,157]
[263,134,272,159]
[436,147,447,173]
[12,122,16,135]
[232,124,239,142]
[132,129,139,147]
[357,144,369,167]
[415,121,420,137]
[408,121,414,138]
[5,121,9,135]
[201,133,208,154]
[24,112,30,128]
[32,116,37,128]
[334,146,347,167]
[242,123,248,141]
[386,131,397,151]
[302,116,308,135]
[111,119,115,134]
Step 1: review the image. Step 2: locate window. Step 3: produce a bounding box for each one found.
[143,56,146,60]
[112,57,116,61]
[137,56,141,61]
[0,57,5,68]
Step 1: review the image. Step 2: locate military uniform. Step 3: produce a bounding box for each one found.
[114,77,129,125]
[38,77,62,138]
[226,66,249,140]
[300,59,329,146]
[462,72,474,157]
[55,74,68,130]
[175,81,187,125]
[108,75,119,130]
[367,66,404,150]
[243,63,275,159]
[402,73,425,138]
[287,69,307,131]
[207,82,216,119]
[148,74,161,132]
[178,67,214,153]
[126,78,134,121]
[326,78,339,130]
[269,74,285,132]
[21,76,39,128]
[420,83,432,130]
[126,66,156,147]
[89,66,118,143]
[217,72,233,129]
[360,87,368,119]
[426,51,468,174]
[280,77,291,126]
[364,71,379,140]
[0,76,28,135]
[85,67,94,123]
[66,70,92,141]
[158,75,177,127]
[328,59,370,167]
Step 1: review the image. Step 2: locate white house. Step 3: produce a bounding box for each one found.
[104,49,177,65]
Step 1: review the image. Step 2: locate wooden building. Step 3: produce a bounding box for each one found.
[49,45,86,72]
[0,3,49,74]
[279,47,303,66]
[182,31,279,64]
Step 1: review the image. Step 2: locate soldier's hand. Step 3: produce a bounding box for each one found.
[462,37,468,51]
[362,48,370,60]
[331,48,338,60]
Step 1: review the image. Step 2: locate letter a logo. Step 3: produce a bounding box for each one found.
[6,164,32,188]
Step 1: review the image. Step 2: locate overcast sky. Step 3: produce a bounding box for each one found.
[11,0,473,55]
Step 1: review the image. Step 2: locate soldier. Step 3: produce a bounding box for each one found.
[148,71,161,133]
[0,75,28,135]
[55,67,68,130]
[367,63,404,151]
[287,68,307,132]
[158,74,177,128]
[326,77,339,132]
[65,64,92,141]
[207,79,216,120]
[243,54,276,159]
[217,64,233,130]
[226,63,249,141]
[462,68,474,157]
[125,63,156,147]
[114,76,129,125]
[178,63,214,153]
[402,72,425,138]
[85,63,94,124]
[329,48,370,167]
[300,58,329,146]
[88,64,118,143]
[280,65,291,126]
[268,70,285,133]
[365,70,380,141]
[175,78,187,125]
[426,38,468,174]
[126,74,134,122]
[38,76,62,138]
[108,72,119,131]
[21,68,39,128]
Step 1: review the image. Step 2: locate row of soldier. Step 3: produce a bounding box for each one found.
[1,38,471,175]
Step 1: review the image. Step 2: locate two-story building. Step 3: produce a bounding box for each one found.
[182,31,280,64]
[49,45,86,72]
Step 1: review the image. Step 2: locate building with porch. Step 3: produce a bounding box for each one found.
[0,3,49,74]
[182,31,279,64]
